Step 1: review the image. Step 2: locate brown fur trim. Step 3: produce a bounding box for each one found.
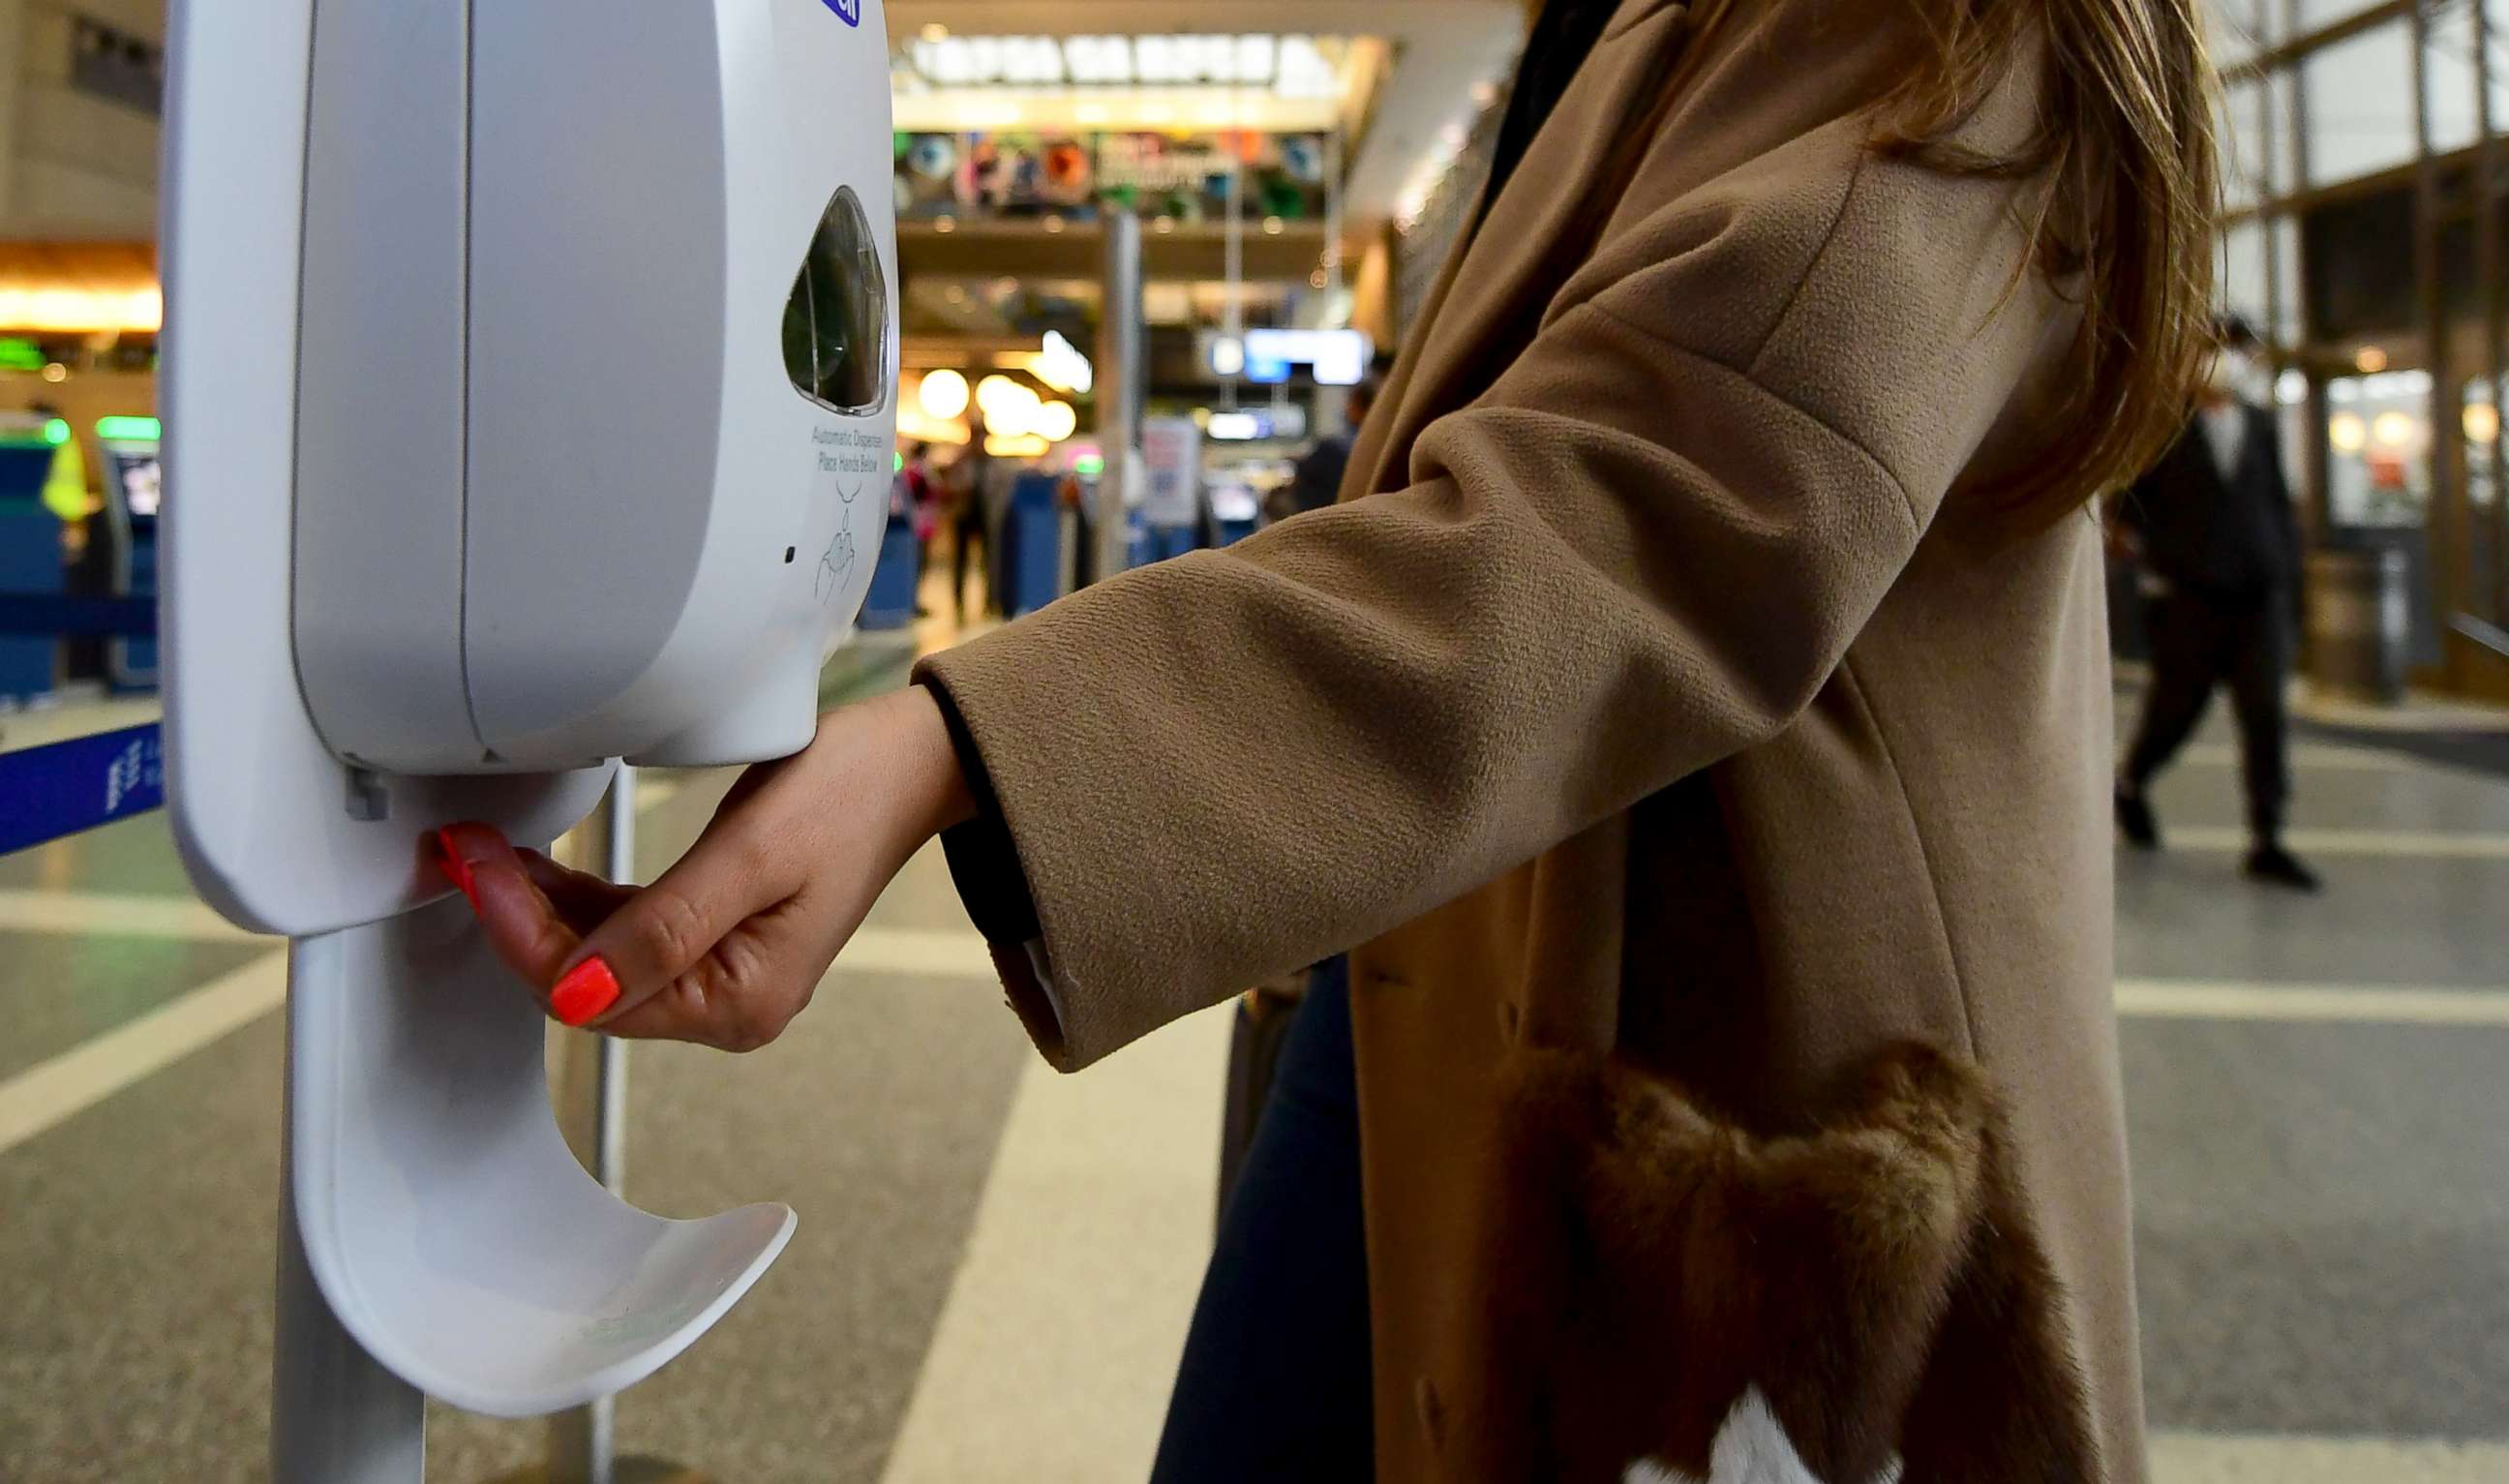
[1475,1043,2094,1483]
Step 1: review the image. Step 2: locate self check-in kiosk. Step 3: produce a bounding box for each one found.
[0,416,64,703]
[96,416,160,690]
[159,0,896,1477]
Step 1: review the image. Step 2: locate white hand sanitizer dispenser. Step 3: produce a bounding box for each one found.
[159,0,894,1474]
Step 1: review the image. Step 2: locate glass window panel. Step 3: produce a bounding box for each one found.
[2270,215,2304,346]
[2478,0,2509,128]
[2301,21,2419,186]
[2206,0,2269,68]
[2424,2,2485,156]
[2222,220,2271,331]
[2296,0,2390,31]
[2220,79,2268,209]
[2275,71,2306,185]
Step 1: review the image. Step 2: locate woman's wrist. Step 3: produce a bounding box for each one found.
[884,683,980,843]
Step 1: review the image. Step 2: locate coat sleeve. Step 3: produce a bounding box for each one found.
[914,103,2068,1073]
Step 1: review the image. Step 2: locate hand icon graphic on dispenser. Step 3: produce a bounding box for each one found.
[158,0,897,1476]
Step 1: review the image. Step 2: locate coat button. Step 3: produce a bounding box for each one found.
[1414,1377,1445,1446]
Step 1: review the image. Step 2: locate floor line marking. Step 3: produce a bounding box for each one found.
[878,1004,1230,1484]
[0,951,286,1155]
[2116,979,2509,1026]
[7,930,2497,1168]
[0,889,262,943]
[0,926,996,1159]
[2176,742,2421,772]
[2149,1430,2509,1482]
[836,925,997,980]
[2166,826,2509,859]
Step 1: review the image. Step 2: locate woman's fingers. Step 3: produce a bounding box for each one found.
[542,808,803,1030]
[440,819,796,1031]
[438,823,586,994]
[432,692,972,1050]
[590,896,827,1051]
[515,847,637,930]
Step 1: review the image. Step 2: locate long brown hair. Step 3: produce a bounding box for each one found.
[1871,0,2222,529]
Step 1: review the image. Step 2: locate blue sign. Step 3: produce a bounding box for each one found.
[0,722,165,856]
[821,0,860,24]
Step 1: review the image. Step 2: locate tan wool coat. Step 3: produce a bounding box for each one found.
[918,0,2143,1478]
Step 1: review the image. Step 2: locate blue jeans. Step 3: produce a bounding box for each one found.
[1150,958,1375,1481]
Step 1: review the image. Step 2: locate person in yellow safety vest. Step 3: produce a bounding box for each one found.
[31,404,92,522]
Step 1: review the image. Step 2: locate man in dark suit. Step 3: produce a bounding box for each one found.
[2114,317,2319,891]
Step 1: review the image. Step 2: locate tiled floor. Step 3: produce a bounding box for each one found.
[4,591,2506,1479]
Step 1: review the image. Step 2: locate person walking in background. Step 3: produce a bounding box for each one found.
[2114,316,2319,892]
[949,422,993,627]
[894,442,939,618]
[34,400,107,684]
[1277,375,1379,521]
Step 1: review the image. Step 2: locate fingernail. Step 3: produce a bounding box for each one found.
[550,957,620,1027]
[435,828,481,911]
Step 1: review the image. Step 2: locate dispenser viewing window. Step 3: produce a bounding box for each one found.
[783,185,888,417]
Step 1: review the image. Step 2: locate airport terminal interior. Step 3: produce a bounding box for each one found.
[5,0,2509,1479]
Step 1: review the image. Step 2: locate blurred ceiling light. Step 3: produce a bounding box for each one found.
[1042,215,1066,233]
[40,362,67,382]
[1209,335,1246,378]
[1262,216,1285,235]
[1036,400,1078,442]
[948,98,1025,129]
[1036,330,1094,393]
[911,34,1337,96]
[977,376,1044,436]
[2371,410,2416,448]
[1153,216,1176,234]
[2465,402,2501,444]
[920,23,949,43]
[985,432,1049,458]
[933,215,956,233]
[0,286,162,333]
[2328,411,2367,453]
[2355,346,2389,374]
[976,374,1023,418]
[1310,268,1329,288]
[919,368,971,420]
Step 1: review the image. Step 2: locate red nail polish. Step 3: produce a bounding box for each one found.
[435,828,481,911]
[551,957,620,1027]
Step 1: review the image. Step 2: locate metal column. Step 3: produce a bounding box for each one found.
[543,769,636,1484]
[272,1068,427,1484]
[496,769,703,1484]
[1096,214,1143,583]
[2472,0,2509,627]
[2409,0,2464,676]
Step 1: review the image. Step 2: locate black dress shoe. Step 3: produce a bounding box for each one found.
[2245,843,2322,893]
[2115,786,2161,850]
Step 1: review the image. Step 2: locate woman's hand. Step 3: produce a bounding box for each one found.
[437,685,978,1050]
